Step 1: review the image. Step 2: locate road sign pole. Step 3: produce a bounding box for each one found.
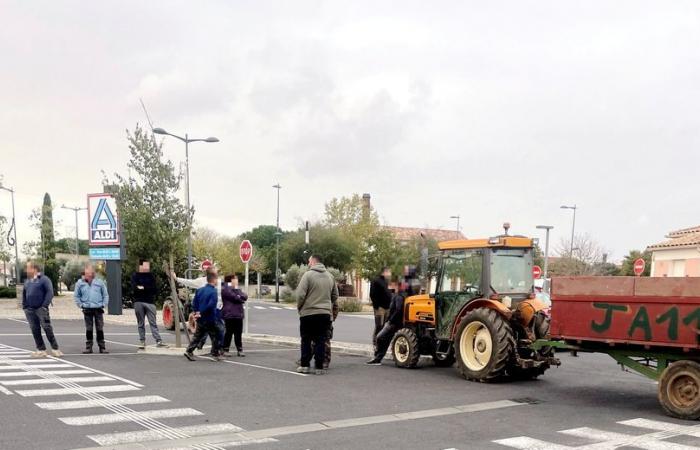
[244,261,249,334]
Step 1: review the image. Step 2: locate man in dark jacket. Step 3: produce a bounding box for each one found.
[22,261,61,358]
[131,259,167,350]
[369,267,392,346]
[221,274,247,357]
[184,270,222,361]
[366,288,407,365]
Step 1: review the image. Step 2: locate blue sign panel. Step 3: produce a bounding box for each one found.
[89,247,121,261]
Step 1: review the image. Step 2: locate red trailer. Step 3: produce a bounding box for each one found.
[536,276,700,420]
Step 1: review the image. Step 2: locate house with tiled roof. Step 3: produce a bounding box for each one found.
[647,225,700,277]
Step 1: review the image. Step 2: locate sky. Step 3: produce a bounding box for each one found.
[1,0,699,263]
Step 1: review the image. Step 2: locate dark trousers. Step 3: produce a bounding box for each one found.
[83,308,105,348]
[300,314,331,369]
[187,320,221,354]
[24,307,59,351]
[223,318,243,352]
[373,307,389,346]
[134,302,161,343]
[374,322,398,360]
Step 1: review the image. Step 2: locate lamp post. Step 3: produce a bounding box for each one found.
[153,127,219,278]
[450,215,461,233]
[273,184,282,303]
[0,183,20,284]
[61,205,87,260]
[536,225,554,279]
[560,205,577,257]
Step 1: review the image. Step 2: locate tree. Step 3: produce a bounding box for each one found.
[40,193,56,262]
[620,250,652,276]
[192,227,244,276]
[54,238,89,256]
[105,125,191,303]
[280,225,354,272]
[550,233,610,276]
[324,194,380,271]
[359,229,399,280]
[239,225,280,278]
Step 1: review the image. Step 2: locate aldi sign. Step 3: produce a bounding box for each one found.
[88,194,119,246]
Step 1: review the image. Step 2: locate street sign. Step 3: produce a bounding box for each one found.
[240,240,253,264]
[89,247,121,261]
[201,259,213,271]
[532,265,542,279]
[634,258,646,277]
[88,194,119,246]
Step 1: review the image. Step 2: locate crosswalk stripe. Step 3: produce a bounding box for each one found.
[87,423,244,446]
[16,384,139,397]
[59,408,203,426]
[165,438,279,449]
[253,306,265,310]
[493,437,572,449]
[269,306,281,310]
[0,369,93,377]
[0,376,114,386]
[36,395,170,410]
[0,363,72,370]
[284,307,295,310]
[2,354,39,358]
[0,358,65,364]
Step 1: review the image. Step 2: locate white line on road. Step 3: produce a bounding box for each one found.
[269,306,282,310]
[87,423,244,446]
[0,385,13,395]
[201,355,308,377]
[0,358,71,363]
[0,369,93,377]
[36,395,170,410]
[60,407,204,426]
[0,376,114,386]
[0,363,73,370]
[0,333,143,336]
[5,318,28,324]
[253,306,266,310]
[620,418,700,437]
[16,384,139,397]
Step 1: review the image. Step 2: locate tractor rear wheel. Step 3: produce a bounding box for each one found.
[392,328,420,368]
[659,360,700,420]
[162,300,175,330]
[455,307,514,382]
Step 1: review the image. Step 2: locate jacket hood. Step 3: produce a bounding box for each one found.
[310,263,327,273]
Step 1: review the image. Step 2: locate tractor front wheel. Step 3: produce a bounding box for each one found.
[162,300,175,330]
[455,307,514,382]
[392,328,420,368]
[659,360,700,420]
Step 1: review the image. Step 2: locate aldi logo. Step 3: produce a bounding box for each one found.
[88,194,119,246]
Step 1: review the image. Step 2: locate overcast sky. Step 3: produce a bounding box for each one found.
[1,1,699,262]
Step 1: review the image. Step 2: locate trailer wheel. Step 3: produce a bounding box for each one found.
[392,328,420,369]
[658,360,700,420]
[455,307,514,382]
[162,300,175,330]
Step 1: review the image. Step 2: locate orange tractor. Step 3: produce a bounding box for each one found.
[392,225,558,381]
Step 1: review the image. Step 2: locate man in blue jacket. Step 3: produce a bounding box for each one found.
[22,261,61,358]
[184,270,222,361]
[74,264,109,354]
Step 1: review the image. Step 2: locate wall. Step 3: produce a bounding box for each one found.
[651,247,700,277]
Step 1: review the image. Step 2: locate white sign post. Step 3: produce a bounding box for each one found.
[239,240,253,334]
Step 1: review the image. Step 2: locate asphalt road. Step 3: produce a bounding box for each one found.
[1,316,698,450]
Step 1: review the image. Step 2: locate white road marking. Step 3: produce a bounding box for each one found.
[0,376,114,386]
[5,318,28,324]
[284,307,295,310]
[36,395,170,410]
[620,418,700,437]
[345,314,374,319]
[0,332,143,336]
[87,423,243,446]
[0,369,93,377]
[60,407,204,425]
[205,355,308,377]
[0,363,73,370]
[493,437,572,450]
[269,306,282,310]
[0,358,65,363]
[0,385,13,395]
[253,306,266,310]
[15,384,139,397]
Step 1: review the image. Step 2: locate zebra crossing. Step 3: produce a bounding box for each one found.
[493,417,700,449]
[0,344,276,449]
[251,305,295,311]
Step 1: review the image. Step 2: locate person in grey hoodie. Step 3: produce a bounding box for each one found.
[295,254,338,375]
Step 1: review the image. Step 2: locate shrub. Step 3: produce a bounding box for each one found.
[0,287,16,298]
[338,297,362,313]
[60,260,84,291]
[284,264,306,291]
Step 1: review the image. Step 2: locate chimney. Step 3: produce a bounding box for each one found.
[362,193,371,218]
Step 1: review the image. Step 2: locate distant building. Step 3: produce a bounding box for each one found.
[647,225,700,277]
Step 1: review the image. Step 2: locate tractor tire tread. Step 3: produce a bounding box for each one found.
[455,307,514,382]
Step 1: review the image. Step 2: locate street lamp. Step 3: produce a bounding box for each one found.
[61,205,87,260]
[536,225,554,279]
[153,127,219,278]
[273,183,282,303]
[560,205,577,257]
[0,183,20,284]
[450,215,461,233]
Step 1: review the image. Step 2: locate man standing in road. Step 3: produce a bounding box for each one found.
[22,261,62,358]
[131,259,167,350]
[369,267,392,347]
[184,270,222,361]
[296,254,338,375]
[74,264,109,354]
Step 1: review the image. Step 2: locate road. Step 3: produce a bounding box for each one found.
[0,314,698,449]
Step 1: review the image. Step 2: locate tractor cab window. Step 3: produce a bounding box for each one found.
[490,248,533,294]
[439,250,483,296]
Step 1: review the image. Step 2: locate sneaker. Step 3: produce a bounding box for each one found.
[184,352,196,361]
[99,348,109,354]
[296,366,310,374]
[156,341,169,348]
[138,341,146,350]
[323,362,329,370]
[221,351,233,357]
[365,358,382,366]
[51,349,63,357]
[237,351,245,357]
[315,368,327,375]
[31,351,47,358]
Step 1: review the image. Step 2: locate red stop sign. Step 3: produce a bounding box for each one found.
[201,259,213,271]
[532,265,542,279]
[633,258,645,276]
[240,240,253,264]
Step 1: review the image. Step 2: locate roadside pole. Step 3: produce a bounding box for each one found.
[166,254,181,348]
[239,240,253,335]
[244,261,249,334]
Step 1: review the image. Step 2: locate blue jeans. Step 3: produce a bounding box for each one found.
[24,307,59,351]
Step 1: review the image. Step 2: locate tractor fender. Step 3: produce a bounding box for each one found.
[450,299,512,340]
[515,298,548,327]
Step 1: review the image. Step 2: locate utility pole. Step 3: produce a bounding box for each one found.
[536,225,554,280]
[61,205,87,260]
[450,215,461,233]
[560,205,577,257]
[273,183,282,303]
[0,184,20,284]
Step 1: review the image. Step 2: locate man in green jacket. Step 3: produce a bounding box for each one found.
[296,254,338,375]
